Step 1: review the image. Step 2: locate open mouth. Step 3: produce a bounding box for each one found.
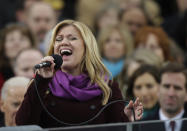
[60,49,72,56]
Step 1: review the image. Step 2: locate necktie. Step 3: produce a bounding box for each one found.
[170,120,176,131]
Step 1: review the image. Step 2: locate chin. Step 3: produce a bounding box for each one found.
[62,64,73,70]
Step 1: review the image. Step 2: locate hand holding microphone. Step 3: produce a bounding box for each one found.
[35,54,63,78]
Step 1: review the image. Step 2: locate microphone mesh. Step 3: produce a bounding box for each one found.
[52,54,63,70]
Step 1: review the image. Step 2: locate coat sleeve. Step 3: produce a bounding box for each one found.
[15,74,52,125]
[104,80,129,123]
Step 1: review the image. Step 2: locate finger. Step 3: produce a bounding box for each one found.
[136,113,143,120]
[41,56,56,70]
[136,105,143,112]
[134,97,140,107]
[126,100,133,109]
[41,56,54,64]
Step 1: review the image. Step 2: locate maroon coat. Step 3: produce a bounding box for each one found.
[16,74,129,128]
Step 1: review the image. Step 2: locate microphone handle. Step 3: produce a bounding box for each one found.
[34,62,51,69]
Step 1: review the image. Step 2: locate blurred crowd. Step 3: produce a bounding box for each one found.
[0,0,187,130]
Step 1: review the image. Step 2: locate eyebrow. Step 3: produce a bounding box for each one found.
[56,34,78,37]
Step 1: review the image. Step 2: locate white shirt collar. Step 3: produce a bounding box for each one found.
[159,109,184,131]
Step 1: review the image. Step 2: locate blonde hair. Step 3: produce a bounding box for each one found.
[98,24,134,57]
[48,20,111,105]
[143,0,163,26]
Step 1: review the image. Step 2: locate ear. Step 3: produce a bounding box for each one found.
[0,100,5,112]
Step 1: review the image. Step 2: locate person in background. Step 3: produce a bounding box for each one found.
[76,0,106,32]
[24,1,57,53]
[0,23,35,86]
[97,25,133,79]
[120,6,148,36]
[134,26,173,63]
[0,76,29,127]
[0,24,34,125]
[141,62,187,131]
[117,48,162,99]
[13,48,44,79]
[15,0,42,24]
[126,64,160,119]
[93,1,121,36]
[16,20,143,128]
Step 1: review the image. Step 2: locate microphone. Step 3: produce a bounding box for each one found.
[34,54,63,70]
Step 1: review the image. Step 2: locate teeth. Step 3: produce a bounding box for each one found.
[60,49,72,55]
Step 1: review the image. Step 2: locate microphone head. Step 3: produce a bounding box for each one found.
[52,54,63,70]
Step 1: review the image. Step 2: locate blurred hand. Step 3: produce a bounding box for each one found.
[36,56,56,78]
[124,97,143,121]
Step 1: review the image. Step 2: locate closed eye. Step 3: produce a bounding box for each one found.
[55,37,63,42]
[69,36,77,41]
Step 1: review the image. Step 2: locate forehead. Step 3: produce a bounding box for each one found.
[135,73,157,84]
[56,25,81,36]
[123,8,146,23]
[6,30,22,37]
[7,86,27,98]
[29,3,54,17]
[18,50,43,60]
[161,72,186,86]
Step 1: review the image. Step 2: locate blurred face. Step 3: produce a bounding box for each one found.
[97,8,119,30]
[0,86,27,126]
[54,25,85,76]
[118,0,141,10]
[103,30,125,61]
[24,0,41,9]
[15,50,43,79]
[26,3,56,43]
[159,72,187,116]
[121,8,147,36]
[133,73,159,109]
[5,30,31,60]
[138,34,164,62]
[177,0,187,12]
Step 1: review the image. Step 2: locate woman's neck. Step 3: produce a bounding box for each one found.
[104,57,125,63]
[61,68,81,76]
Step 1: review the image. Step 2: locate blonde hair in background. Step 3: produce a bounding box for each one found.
[143,0,163,26]
[98,24,134,58]
[48,20,111,105]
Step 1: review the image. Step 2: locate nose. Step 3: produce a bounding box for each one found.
[141,86,148,96]
[167,86,176,97]
[38,19,48,28]
[59,38,70,47]
[130,24,138,36]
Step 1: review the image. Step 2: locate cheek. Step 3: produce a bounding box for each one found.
[77,47,85,60]
[5,42,12,52]
[149,88,158,101]
[21,41,31,48]
[103,44,110,52]
[178,92,186,102]
[133,88,141,98]
[54,44,59,54]
[118,44,125,55]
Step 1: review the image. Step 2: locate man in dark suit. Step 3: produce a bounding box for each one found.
[0,76,29,127]
[134,62,187,131]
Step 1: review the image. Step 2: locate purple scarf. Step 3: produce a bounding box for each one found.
[49,70,102,101]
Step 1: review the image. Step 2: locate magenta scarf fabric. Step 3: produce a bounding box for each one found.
[49,70,102,101]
